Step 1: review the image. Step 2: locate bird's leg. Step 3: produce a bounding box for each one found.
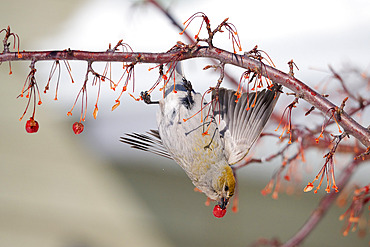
[140,91,159,105]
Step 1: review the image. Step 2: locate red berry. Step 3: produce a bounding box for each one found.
[25,118,39,133]
[72,122,84,135]
[213,205,227,218]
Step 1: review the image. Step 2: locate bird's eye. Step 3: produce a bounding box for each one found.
[224,185,229,191]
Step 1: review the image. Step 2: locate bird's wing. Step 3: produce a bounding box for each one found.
[120,130,173,160]
[211,85,281,165]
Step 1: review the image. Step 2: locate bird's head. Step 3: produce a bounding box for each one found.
[214,165,235,209]
[198,165,235,209]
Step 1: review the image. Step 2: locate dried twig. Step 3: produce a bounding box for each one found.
[281,159,361,247]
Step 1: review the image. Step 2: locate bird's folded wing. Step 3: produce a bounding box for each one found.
[120,130,173,159]
[211,85,281,165]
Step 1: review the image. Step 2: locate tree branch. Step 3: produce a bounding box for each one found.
[281,158,361,247]
[2,47,369,147]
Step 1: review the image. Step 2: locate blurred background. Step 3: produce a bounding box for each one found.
[0,0,369,246]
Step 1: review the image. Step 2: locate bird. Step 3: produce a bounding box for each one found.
[121,62,281,213]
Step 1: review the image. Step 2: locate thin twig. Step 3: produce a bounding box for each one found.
[329,65,357,101]
[147,0,241,87]
[281,159,361,247]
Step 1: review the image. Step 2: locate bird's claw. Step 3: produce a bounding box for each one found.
[141,91,159,105]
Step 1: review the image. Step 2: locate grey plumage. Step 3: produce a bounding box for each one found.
[122,85,281,165]
[211,85,281,164]
[121,62,281,207]
[120,130,172,159]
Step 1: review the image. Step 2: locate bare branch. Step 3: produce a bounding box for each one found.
[1,9,369,246]
[1,46,369,147]
[281,158,361,247]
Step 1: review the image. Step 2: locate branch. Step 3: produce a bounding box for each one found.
[1,10,369,245]
[281,158,361,247]
[1,47,369,147]
[146,0,194,43]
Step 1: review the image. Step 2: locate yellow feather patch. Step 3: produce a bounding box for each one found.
[218,166,235,197]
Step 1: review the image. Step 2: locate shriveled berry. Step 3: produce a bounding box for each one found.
[25,118,39,133]
[72,122,84,135]
[213,205,226,218]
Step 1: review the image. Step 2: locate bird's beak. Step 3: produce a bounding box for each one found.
[219,197,229,209]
